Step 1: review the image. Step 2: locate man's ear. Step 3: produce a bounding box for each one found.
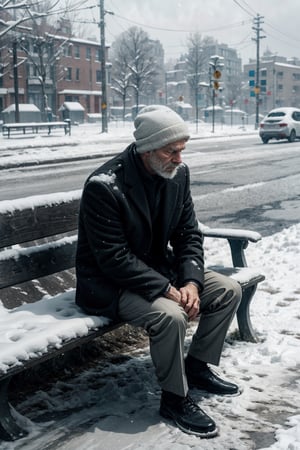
[140,151,151,160]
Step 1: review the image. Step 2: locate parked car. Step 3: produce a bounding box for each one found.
[259,107,300,144]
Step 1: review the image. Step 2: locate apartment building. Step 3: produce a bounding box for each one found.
[0,30,108,120]
[244,54,300,115]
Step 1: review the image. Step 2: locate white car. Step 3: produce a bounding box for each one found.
[259,107,300,144]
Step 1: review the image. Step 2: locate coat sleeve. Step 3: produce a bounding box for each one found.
[170,166,205,291]
[80,178,170,301]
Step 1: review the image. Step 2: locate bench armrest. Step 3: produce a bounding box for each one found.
[198,221,262,268]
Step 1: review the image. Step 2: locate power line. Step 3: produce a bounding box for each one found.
[112,13,251,34]
[233,0,300,49]
[264,21,300,44]
[232,0,256,18]
[235,0,258,17]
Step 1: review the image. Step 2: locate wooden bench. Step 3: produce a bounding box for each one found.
[2,120,71,138]
[0,192,265,441]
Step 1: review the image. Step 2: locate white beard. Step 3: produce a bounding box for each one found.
[148,152,181,179]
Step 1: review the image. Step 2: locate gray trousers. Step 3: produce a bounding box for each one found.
[118,270,242,397]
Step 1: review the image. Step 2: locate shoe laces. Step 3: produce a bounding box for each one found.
[183,395,200,413]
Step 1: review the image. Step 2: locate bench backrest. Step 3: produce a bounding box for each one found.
[0,191,81,290]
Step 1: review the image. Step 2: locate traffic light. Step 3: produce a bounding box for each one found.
[212,68,222,90]
[213,70,222,79]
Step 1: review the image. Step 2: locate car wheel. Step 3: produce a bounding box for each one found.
[261,137,269,144]
[288,129,296,142]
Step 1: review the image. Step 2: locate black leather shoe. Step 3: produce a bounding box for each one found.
[160,393,218,438]
[186,365,240,396]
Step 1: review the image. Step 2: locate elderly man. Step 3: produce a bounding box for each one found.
[75,105,242,438]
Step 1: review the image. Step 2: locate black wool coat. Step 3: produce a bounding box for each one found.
[75,144,205,321]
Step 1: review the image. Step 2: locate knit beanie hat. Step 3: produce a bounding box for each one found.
[133,105,190,153]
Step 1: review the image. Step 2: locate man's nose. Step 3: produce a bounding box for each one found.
[172,152,182,163]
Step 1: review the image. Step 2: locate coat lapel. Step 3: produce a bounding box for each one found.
[123,150,152,231]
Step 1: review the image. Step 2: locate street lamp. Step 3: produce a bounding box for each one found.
[209,55,224,133]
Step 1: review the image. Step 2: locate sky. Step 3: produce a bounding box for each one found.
[0,122,299,449]
[82,0,300,65]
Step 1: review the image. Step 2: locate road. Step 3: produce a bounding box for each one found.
[1,135,299,236]
[187,136,300,235]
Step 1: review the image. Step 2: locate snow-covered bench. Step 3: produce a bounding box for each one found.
[0,192,265,441]
[2,120,71,138]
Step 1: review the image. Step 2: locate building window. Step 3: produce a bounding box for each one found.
[96,48,101,61]
[293,73,300,80]
[96,70,101,83]
[261,69,267,77]
[66,67,72,81]
[86,47,91,60]
[74,45,80,58]
[66,95,79,102]
[76,68,80,81]
[64,45,72,57]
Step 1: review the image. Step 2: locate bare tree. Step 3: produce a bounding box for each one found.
[185,33,212,126]
[0,0,54,38]
[111,27,160,116]
[224,73,243,109]
[111,39,133,121]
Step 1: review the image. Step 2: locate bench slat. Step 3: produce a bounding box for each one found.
[0,238,77,289]
[0,321,123,380]
[0,200,80,249]
[208,265,265,287]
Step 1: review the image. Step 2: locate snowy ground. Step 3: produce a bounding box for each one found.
[0,121,299,449]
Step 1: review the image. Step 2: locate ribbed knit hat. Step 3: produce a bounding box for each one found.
[133,105,190,153]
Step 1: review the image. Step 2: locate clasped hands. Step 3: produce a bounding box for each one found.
[165,282,200,321]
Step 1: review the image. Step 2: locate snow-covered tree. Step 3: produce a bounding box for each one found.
[110,45,132,121]
[111,27,160,116]
[0,0,53,38]
[185,33,212,124]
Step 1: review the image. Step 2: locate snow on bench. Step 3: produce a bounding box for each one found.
[0,190,265,441]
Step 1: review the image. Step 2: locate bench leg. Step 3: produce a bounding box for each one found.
[236,284,258,343]
[0,378,28,441]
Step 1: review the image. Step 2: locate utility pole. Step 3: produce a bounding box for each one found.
[100,0,108,133]
[12,40,20,123]
[252,14,266,130]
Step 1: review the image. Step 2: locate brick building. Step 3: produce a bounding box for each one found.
[0,28,108,120]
